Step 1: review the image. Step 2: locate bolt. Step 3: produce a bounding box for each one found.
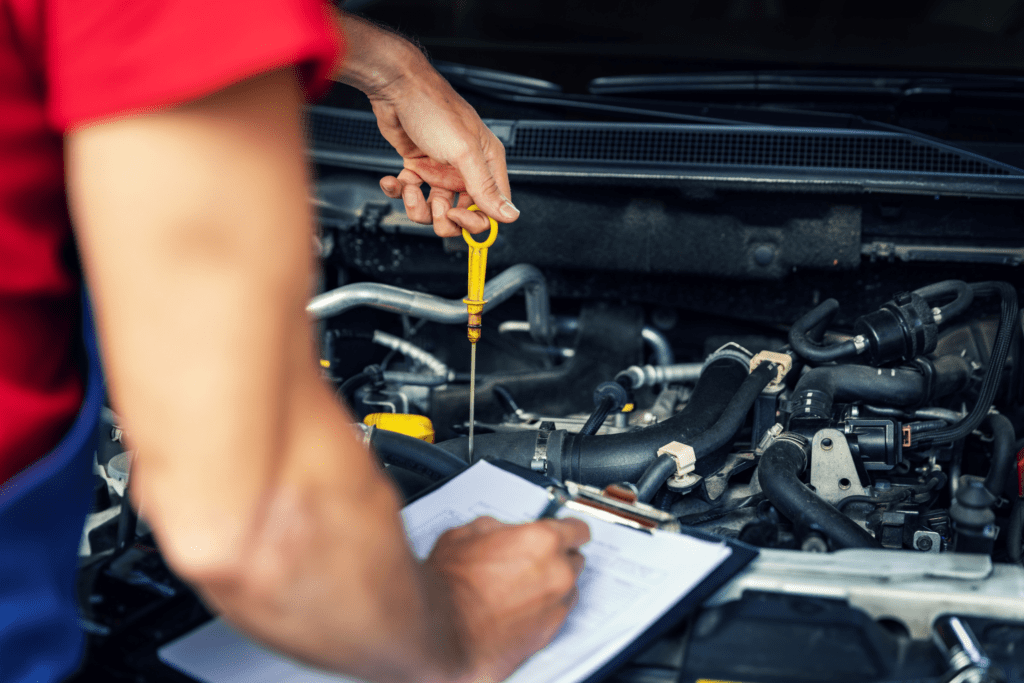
[753,245,776,266]
[917,536,934,551]
[821,438,833,450]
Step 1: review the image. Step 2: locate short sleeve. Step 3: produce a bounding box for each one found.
[46,0,342,131]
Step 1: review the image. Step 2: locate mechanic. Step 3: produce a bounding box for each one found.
[0,1,589,682]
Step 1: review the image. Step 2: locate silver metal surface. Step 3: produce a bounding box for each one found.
[309,264,554,343]
[371,330,450,378]
[707,548,1024,639]
[500,317,675,366]
[914,530,943,553]
[809,429,866,504]
[617,363,704,389]
[468,343,477,461]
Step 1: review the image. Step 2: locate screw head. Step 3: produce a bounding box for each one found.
[821,438,833,450]
[916,536,934,551]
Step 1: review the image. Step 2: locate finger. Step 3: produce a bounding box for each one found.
[452,141,519,223]
[562,585,580,610]
[426,186,459,237]
[541,517,591,551]
[401,182,431,225]
[565,549,586,578]
[447,207,492,234]
[379,175,402,199]
[467,515,503,534]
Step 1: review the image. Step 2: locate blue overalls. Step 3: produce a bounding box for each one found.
[0,298,105,682]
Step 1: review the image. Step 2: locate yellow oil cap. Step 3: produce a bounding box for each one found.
[363,413,436,444]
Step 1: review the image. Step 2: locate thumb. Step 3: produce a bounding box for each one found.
[454,146,519,223]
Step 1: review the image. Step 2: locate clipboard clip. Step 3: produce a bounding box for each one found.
[542,481,681,533]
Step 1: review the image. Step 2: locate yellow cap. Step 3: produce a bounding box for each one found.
[363,413,436,444]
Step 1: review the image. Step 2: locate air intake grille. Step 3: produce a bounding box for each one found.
[307,107,1018,179]
[308,109,391,152]
[508,126,1010,176]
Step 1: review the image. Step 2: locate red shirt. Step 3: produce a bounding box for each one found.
[0,0,340,484]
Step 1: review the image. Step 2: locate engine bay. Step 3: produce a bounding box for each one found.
[72,136,1024,682]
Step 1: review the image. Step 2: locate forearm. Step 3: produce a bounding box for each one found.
[331,9,427,96]
[186,373,472,683]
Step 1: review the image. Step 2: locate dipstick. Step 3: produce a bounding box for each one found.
[463,206,499,461]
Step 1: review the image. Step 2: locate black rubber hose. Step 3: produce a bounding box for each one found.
[913,280,974,322]
[916,282,1019,447]
[636,455,678,503]
[982,413,1017,499]
[1008,498,1024,566]
[788,299,860,364]
[339,365,380,406]
[633,362,776,502]
[579,395,616,437]
[757,433,881,549]
[369,428,469,481]
[437,357,751,486]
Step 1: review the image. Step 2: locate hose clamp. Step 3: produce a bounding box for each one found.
[702,342,755,376]
[532,421,556,473]
[657,441,702,491]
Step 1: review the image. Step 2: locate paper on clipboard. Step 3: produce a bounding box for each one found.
[159,461,734,683]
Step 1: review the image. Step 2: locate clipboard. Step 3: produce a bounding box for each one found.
[405,458,759,683]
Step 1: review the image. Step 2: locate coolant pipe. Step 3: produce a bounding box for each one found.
[438,357,751,487]
[789,357,970,425]
[308,264,554,343]
[372,330,450,379]
[913,280,973,323]
[982,413,1017,499]
[788,299,862,364]
[368,427,468,481]
[756,433,881,549]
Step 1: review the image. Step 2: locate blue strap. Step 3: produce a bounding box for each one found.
[0,294,105,683]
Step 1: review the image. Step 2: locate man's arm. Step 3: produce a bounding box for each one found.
[331,11,516,237]
[66,67,587,683]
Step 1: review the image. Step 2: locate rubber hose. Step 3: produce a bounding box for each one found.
[788,299,860,364]
[757,434,881,549]
[1008,498,1024,566]
[436,358,751,486]
[907,420,950,435]
[636,455,678,503]
[913,279,974,321]
[369,428,468,481]
[916,282,1018,447]
[579,395,616,437]
[982,413,1017,499]
[339,366,380,406]
[790,365,927,424]
[687,361,776,458]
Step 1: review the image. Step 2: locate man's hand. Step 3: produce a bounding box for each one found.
[333,12,517,237]
[425,516,591,683]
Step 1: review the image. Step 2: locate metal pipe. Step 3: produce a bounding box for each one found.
[308,264,554,343]
[371,330,450,378]
[500,316,675,366]
[617,363,703,389]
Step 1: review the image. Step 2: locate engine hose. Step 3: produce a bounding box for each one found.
[339,365,381,406]
[579,395,616,437]
[1008,498,1024,566]
[788,299,861,364]
[369,427,468,481]
[915,282,1019,447]
[789,357,970,425]
[636,455,678,503]
[982,413,1017,499]
[437,357,751,486]
[756,433,881,549]
[612,361,774,502]
[913,279,974,322]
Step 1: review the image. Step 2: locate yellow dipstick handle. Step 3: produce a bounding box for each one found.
[462,205,498,344]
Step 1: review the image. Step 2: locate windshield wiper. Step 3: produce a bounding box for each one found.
[588,71,1024,101]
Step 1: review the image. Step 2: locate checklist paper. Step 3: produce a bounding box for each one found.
[159,461,735,683]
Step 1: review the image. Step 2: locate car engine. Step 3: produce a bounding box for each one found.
[73,105,1024,682]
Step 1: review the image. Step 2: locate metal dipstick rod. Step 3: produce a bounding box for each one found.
[463,206,499,461]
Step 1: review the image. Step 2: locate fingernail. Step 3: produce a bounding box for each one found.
[500,199,520,220]
[432,201,445,219]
